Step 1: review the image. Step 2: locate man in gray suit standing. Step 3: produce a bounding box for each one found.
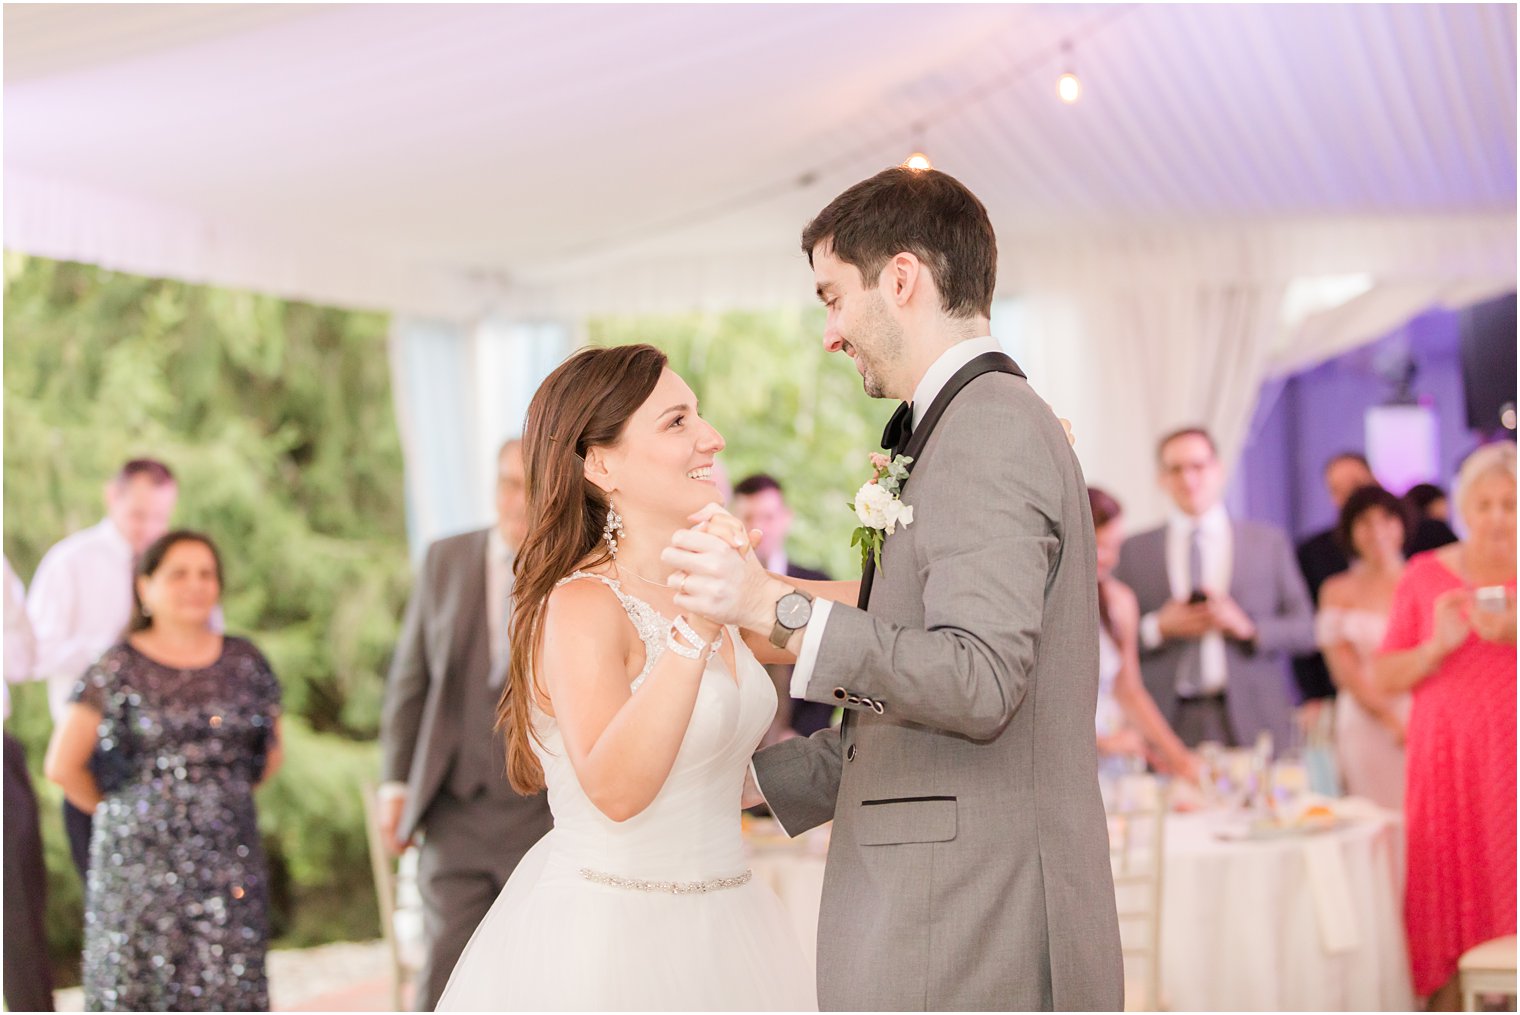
[665,167,1123,1011]
[1112,427,1316,750]
[379,439,553,1010]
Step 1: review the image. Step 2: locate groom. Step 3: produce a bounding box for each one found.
[665,167,1123,1010]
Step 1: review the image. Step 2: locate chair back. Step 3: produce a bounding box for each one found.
[361,781,413,1011]
[1107,773,1169,1011]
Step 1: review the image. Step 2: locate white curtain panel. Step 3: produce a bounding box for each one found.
[388,316,572,558]
[1011,215,1515,529]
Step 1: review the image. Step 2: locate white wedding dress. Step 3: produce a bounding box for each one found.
[436,572,817,1012]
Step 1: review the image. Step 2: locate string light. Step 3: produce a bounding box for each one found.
[903,152,933,171]
[556,7,1134,258]
[1058,41,1081,104]
[1057,71,1081,103]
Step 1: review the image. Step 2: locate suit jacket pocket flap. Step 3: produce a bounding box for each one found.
[857,796,957,845]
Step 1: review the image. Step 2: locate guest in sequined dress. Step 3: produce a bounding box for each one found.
[45,531,282,1012]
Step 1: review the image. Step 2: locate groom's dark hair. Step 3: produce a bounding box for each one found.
[801,166,997,320]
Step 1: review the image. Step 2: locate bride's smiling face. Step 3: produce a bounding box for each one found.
[588,367,726,524]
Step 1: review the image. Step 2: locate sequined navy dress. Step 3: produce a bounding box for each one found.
[71,636,280,1012]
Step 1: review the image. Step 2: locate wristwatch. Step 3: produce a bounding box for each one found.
[769,589,815,650]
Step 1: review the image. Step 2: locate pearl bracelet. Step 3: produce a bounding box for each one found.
[667,615,721,660]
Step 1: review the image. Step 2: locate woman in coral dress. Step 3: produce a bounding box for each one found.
[1376,444,1516,1009]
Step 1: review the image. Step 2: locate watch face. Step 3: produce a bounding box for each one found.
[777,592,812,629]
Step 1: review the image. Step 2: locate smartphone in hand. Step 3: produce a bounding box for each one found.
[1475,586,1510,613]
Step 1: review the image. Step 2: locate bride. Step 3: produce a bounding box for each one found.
[437,344,820,1011]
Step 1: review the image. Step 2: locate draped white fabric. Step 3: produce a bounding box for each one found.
[4,5,1512,319]
[4,5,1514,534]
[1009,216,1516,528]
[388,318,571,556]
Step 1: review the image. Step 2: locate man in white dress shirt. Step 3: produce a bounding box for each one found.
[1113,428,1316,749]
[26,458,180,878]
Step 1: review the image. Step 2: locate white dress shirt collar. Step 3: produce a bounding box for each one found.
[1166,502,1231,537]
[910,337,1005,430]
[94,517,134,559]
[486,527,515,671]
[488,526,511,564]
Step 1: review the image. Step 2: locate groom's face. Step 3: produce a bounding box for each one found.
[813,242,905,400]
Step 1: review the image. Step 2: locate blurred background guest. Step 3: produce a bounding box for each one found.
[4,556,54,1012]
[1404,481,1461,555]
[44,531,281,1012]
[733,473,833,740]
[379,438,553,1011]
[1404,481,1451,526]
[1375,442,1516,1010]
[27,458,181,880]
[1088,487,1197,781]
[1294,452,1379,704]
[1315,486,1409,809]
[1115,428,1316,751]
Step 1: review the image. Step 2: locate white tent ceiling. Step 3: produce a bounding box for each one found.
[5,3,1515,319]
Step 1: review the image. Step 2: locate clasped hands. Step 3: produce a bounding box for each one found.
[661,503,789,635]
[1155,593,1256,643]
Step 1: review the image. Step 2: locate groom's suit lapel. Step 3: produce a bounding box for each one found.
[855,351,1026,612]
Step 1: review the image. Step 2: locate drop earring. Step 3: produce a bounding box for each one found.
[603,501,626,558]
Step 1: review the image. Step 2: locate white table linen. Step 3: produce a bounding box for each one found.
[1159,807,1413,1011]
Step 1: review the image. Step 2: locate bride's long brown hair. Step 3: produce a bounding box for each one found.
[497,343,669,793]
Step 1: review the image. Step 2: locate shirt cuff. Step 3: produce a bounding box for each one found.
[788,598,834,699]
[1139,611,1163,651]
[377,781,408,806]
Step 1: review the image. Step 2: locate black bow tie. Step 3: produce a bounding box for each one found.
[881,401,913,455]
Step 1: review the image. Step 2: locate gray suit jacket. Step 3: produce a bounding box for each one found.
[380,528,551,847]
[753,370,1124,1011]
[1112,520,1316,750]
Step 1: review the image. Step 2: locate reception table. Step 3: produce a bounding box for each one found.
[1158,805,1413,1011]
[743,800,1414,1011]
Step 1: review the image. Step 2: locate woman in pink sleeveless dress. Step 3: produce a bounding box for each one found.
[1376,444,1516,1009]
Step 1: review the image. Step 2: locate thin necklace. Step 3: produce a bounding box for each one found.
[617,562,672,588]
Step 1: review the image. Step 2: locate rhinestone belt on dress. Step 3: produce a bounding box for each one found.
[578,867,753,895]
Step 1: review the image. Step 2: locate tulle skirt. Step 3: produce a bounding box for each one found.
[436,832,818,1011]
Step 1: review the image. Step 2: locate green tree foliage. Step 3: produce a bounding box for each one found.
[3,254,406,978]
[588,306,892,579]
[3,253,411,737]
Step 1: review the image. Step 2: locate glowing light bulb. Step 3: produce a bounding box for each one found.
[903,152,933,171]
[1058,71,1081,104]
[1502,402,1517,431]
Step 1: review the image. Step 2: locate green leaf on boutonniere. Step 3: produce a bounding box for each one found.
[852,525,884,573]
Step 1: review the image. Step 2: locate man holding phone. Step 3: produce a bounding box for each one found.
[1114,428,1317,749]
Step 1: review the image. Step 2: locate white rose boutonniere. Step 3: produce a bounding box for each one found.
[848,452,914,571]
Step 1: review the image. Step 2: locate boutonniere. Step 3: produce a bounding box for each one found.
[848,452,914,571]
